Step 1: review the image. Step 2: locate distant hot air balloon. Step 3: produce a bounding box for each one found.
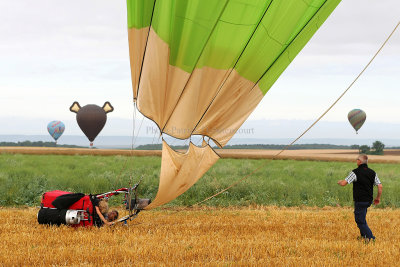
[70,102,114,146]
[47,121,65,143]
[348,109,366,134]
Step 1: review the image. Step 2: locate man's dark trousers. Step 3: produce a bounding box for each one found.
[354,202,375,240]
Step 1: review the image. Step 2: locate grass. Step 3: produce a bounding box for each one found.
[0,153,399,207]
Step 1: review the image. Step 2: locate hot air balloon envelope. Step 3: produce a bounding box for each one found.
[127,0,341,209]
[348,109,366,134]
[70,102,114,145]
[47,121,65,142]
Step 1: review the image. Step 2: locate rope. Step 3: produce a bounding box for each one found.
[112,101,147,222]
[132,115,145,148]
[131,102,137,151]
[151,126,159,145]
[113,102,138,187]
[191,20,400,207]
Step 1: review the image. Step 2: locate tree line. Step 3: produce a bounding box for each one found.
[1,140,390,154]
[350,141,385,155]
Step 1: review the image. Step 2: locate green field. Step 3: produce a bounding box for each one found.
[1,153,399,207]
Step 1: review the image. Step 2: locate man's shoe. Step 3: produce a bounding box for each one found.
[357,236,365,241]
[364,238,375,244]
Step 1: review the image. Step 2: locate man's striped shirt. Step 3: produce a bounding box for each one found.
[345,171,381,185]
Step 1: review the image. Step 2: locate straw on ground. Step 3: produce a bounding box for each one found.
[1,206,399,266]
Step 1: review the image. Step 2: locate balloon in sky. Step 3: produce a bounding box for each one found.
[127,0,341,209]
[348,109,366,134]
[47,121,65,142]
[70,102,114,146]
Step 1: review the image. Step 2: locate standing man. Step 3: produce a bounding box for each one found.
[337,154,383,241]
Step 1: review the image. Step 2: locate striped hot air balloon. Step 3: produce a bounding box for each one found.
[127,0,342,209]
[348,109,366,134]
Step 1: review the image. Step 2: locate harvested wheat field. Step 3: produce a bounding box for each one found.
[1,207,399,266]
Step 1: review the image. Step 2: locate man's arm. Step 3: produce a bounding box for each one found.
[373,184,383,205]
[95,206,113,226]
[338,171,356,186]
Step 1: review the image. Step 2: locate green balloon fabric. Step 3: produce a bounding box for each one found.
[128,0,341,94]
[127,0,341,147]
[348,109,366,133]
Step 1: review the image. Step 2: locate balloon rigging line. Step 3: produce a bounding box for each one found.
[121,0,155,192]
[191,20,400,207]
[196,136,204,147]
[187,1,273,143]
[253,0,328,87]
[132,115,145,148]
[159,0,231,134]
[131,102,137,151]
[151,126,159,145]
[134,0,157,99]
[188,0,330,144]
[113,102,139,187]
[157,134,162,144]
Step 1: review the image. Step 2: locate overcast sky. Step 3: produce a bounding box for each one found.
[0,0,399,140]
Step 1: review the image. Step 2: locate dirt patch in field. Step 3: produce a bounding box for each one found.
[2,146,400,163]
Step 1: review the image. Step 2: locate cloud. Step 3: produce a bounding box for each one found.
[0,0,399,131]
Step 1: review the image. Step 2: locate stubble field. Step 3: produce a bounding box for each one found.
[1,206,399,266]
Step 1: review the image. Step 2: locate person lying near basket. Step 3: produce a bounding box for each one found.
[92,198,119,226]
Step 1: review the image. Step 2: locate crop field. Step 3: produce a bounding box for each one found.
[1,152,399,265]
[1,206,400,266]
[2,146,400,163]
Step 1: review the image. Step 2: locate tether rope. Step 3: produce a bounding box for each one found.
[151,126,159,145]
[132,114,145,148]
[131,102,137,151]
[191,20,400,207]
[113,102,139,187]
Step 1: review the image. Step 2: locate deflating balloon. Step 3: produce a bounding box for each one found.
[70,102,114,146]
[128,0,342,147]
[348,109,366,134]
[127,0,342,208]
[47,121,65,142]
